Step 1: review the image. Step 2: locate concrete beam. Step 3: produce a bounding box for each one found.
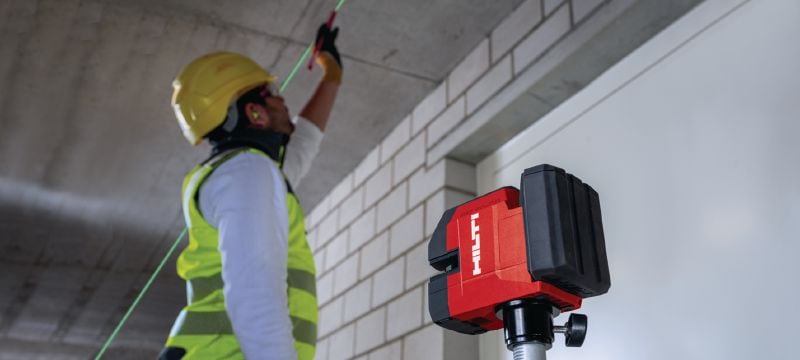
[428,0,704,164]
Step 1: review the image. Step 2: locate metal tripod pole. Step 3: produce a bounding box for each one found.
[510,342,548,360]
[501,300,556,360]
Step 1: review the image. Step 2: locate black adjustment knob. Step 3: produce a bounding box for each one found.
[564,313,587,347]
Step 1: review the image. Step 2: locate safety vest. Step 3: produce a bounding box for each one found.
[166,148,317,360]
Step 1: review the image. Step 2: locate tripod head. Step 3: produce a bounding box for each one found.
[427,165,610,358]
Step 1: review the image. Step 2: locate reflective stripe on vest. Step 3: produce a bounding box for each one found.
[166,148,317,359]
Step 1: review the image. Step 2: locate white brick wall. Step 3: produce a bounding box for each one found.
[491,0,543,62]
[343,279,372,323]
[427,97,466,147]
[359,231,388,279]
[328,324,355,360]
[354,307,386,354]
[544,0,565,15]
[513,3,571,75]
[306,1,606,358]
[333,253,359,296]
[447,39,490,102]
[573,0,605,23]
[388,205,423,259]
[348,206,376,251]
[324,229,349,271]
[466,55,513,114]
[411,82,446,135]
[392,134,425,184]
[386,286,423,340]
[367,340,401,360]
[354,147,380,187]
[371,258,404,306]
[375,184,407,232]
[363,162,392,208]
[403,325,442,360]
[380,116,411,164]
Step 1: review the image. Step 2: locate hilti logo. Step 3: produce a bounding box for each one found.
[470,213,481,275]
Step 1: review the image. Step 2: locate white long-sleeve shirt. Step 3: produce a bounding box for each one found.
[198,116,323,359]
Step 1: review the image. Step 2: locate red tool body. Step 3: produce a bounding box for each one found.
[444,187,582,331]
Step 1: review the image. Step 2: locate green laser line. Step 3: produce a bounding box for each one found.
[94,227,187,360]
[335,0,347,11]
[280,44,314,93]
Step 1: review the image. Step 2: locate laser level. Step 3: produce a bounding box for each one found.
[427,165,610,360]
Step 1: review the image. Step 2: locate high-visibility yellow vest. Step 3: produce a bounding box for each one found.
[166,148,317,359]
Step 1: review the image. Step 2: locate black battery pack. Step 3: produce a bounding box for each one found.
[520,165,611,298]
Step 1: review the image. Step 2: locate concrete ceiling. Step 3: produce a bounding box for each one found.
[0,0,524,357]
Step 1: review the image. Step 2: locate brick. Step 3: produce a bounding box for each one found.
[372,258,404,306]
[376,184,408,232]
[359,232,389,279]
[318,296,343,337]
[448,39,490,101]
[338,188,364,230]
[544,0,565,15]
[317,207,340,246]
[307,196,331,230]
[354,147,380,187]
[308,227,320,252]
[364,162,392,208]
[408,159,476,208]
[411,82,446,135]
[513,4,571,75]
[386,287,423,339]
[573,0,604,23]
[424,189,475,238]
[324,229,349,270]
[329,174,353,208]
[389,206,424,259]
[380,116,411,164]
[343,279,372,323]
[392,134,425,184]
[333,254,360,296]
[491,0,543,62]
[317,271,334,305]
[405,241,438,289]
[466,55,513,114]
[355,307,386,355]
[368,340,401,360]
[403,325,443,360]
[328,323,355,360]
[315,246,327,275]
[349,206,376,251]
[422,284,432,325]
[427,97,466,147]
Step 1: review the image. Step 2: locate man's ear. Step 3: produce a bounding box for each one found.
[244,103,270,129]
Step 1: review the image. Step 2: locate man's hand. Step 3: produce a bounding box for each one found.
[315,23,342,84]
[316,23,341,67]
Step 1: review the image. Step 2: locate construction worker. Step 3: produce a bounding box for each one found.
[160,24,341,360]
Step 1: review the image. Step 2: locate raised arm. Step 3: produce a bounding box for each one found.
[299,24,342,132]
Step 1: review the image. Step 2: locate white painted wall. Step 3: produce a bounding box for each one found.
[476,1,800,359]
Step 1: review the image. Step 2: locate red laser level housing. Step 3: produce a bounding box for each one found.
[427,165,610,334]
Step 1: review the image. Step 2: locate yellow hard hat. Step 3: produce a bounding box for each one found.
[172,52,277,145]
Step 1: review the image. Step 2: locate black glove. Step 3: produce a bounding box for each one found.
[316,23,341,68]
